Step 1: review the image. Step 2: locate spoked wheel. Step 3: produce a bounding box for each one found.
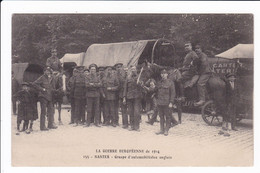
[201,100,223,126]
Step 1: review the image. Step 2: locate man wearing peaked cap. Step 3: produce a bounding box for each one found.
[98,66,106,125]
[102,65,119,127]
[155,68,176,136]
[225,73,236,79]
[46,49,62,72]
[222,72,239,133]
[45,66,53,73]
[89,63,98,70]
[72,65,86,126]
[75,66,85,71]
[85,63,102,127]
[179,42,199,87]
[114,63,123,69]
[98,66,106,72]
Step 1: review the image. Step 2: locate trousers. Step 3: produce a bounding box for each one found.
[70,97,75,123]
[86,97,100,125]
[104,100,116,124]
[119,98,128,126]
[127,98,141,130]
[74,98,86,123]
[39,97,54,129]
[197,73,211,101]
[158,105,171,132]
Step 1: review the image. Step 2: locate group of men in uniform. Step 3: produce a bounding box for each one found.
[65,61,178,135]
[13,42,240,135]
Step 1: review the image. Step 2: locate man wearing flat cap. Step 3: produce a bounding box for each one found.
[223,73,239,131]
[85,63,102,127]
[46,49,62,72]
[33,67,57,130]
[155,69,176,136]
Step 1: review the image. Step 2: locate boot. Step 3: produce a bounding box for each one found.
[25,129,31,134]
[20,123,26,132]
[40,126,49,131]
[232,122,238,131]
[146,120,154,125]
[164,131,169,136]
[48,122,58,129]
[29,121,33,132]
[224,132,230,137]
[17,123,20,132]
[218,130,224,135]
[155,131,164,135]
[222,121,228,131]
[84,123,90,128]
[122,125,128,129]
[194,100,205,107]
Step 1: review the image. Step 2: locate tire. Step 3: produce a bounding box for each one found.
[201,100,223,126]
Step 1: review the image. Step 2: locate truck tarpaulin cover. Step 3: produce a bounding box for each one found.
[60,52,85,66]
[12,63,43,84]
[83,40,149,67]
[12,63,29,83]
[215,44,254,59]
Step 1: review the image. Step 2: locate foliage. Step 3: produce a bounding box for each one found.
[12,14,253,65]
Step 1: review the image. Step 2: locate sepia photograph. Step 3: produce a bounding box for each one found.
[1,1,259,171]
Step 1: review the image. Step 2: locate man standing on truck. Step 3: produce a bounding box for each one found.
[194,44,212,106]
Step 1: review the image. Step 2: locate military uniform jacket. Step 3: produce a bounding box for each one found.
[118,70,127,99]
[102,74,119,100]
[197,52,211,74]
[156,78,176,106]
[72,73,86,99]
[33,74,56,101]
[123,75,142,99]
[182,50,199,72]
[46,57,62,72]
[85,73,101,98]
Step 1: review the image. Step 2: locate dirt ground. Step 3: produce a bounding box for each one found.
[11,105,253,167]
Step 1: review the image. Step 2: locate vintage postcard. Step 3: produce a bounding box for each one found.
[1,1,260,172]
